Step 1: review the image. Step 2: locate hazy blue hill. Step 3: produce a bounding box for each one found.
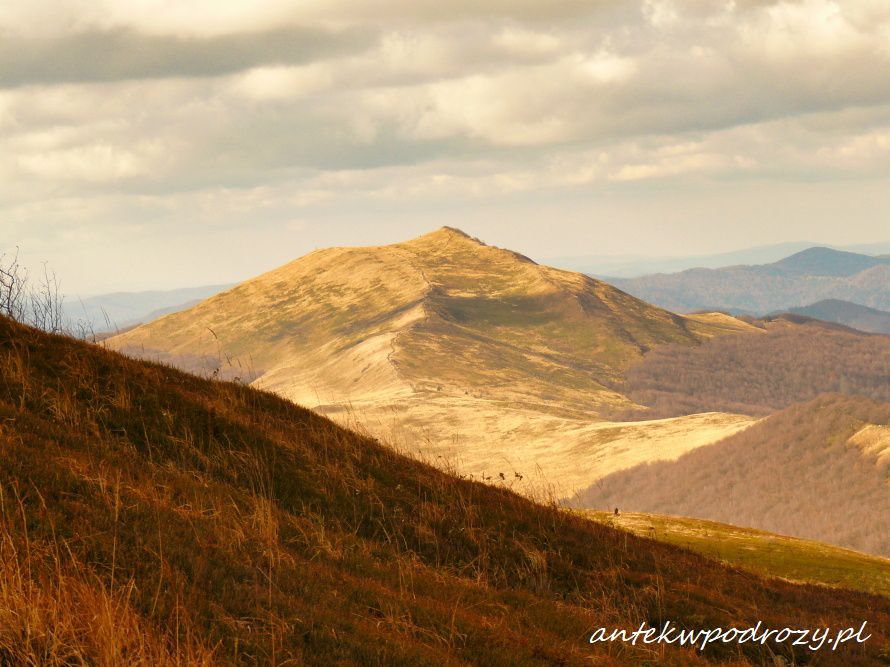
[773,247,890,277]
[545,241,890,278]
[547,241,814,277]
[611,247,890,313]
[64,283,234,332]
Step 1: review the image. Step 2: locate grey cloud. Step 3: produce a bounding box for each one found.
[3,0,890,291]
[0,25,377,88]
[299,0,630,24]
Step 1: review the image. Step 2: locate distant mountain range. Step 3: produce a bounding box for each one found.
[610,247,890,313]
[548,241,821,277]
[546,240,890,278]
[63,283,233,332]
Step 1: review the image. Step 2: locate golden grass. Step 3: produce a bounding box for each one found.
[0,484,216,665]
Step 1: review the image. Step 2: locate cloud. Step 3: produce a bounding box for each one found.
[2,1,889,182]
[3,0,890,293]
[0,25,376,88]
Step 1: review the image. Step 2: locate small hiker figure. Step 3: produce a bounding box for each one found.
[614,507,619,516]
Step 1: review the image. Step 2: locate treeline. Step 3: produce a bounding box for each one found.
[574,395,890,556]
[612,321,890,418]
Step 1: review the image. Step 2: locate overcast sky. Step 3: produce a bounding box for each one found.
[3,0,890,295]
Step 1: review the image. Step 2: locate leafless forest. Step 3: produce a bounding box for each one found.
[613,320,890,418]
[575,395,890,555]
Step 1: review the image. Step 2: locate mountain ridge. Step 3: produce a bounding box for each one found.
[107,227,757,497]
[108,226,740,405]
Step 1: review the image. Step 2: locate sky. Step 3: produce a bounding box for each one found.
[2,0,890,295]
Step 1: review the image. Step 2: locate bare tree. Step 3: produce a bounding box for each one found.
[0,248,29,322]
[1,249,69,335]
[30,263,66,334]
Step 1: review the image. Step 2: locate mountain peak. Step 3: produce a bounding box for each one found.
[436,225,473,239]
[403,227,543,266]
[408,226,480,246]
[773,246,890,277]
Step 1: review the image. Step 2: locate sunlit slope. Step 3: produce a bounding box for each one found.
[111,227,735,411]
[108,228,756,493]
[338,400,754,498]
[582,511,890,598]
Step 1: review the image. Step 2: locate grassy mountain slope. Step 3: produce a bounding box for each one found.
[2,317,889,664]
[783,299,890,334]
[573,396,890,556]
[109,228,733,411]
[107,228,756,496]
[615,316,890,418]
[583,512,890,598]
[611,247,890,313]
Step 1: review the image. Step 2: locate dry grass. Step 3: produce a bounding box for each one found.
[0,484,216,665]
[2,316,889,665]
[582,511,890,598]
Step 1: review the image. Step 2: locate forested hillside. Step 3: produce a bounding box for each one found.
[613,318,890,418]
[576,396,890,556]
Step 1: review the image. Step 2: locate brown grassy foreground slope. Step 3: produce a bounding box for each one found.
[2,319,889,664]
[575,396,890,556]
[106,228,757,496]
[615,317,890,418]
